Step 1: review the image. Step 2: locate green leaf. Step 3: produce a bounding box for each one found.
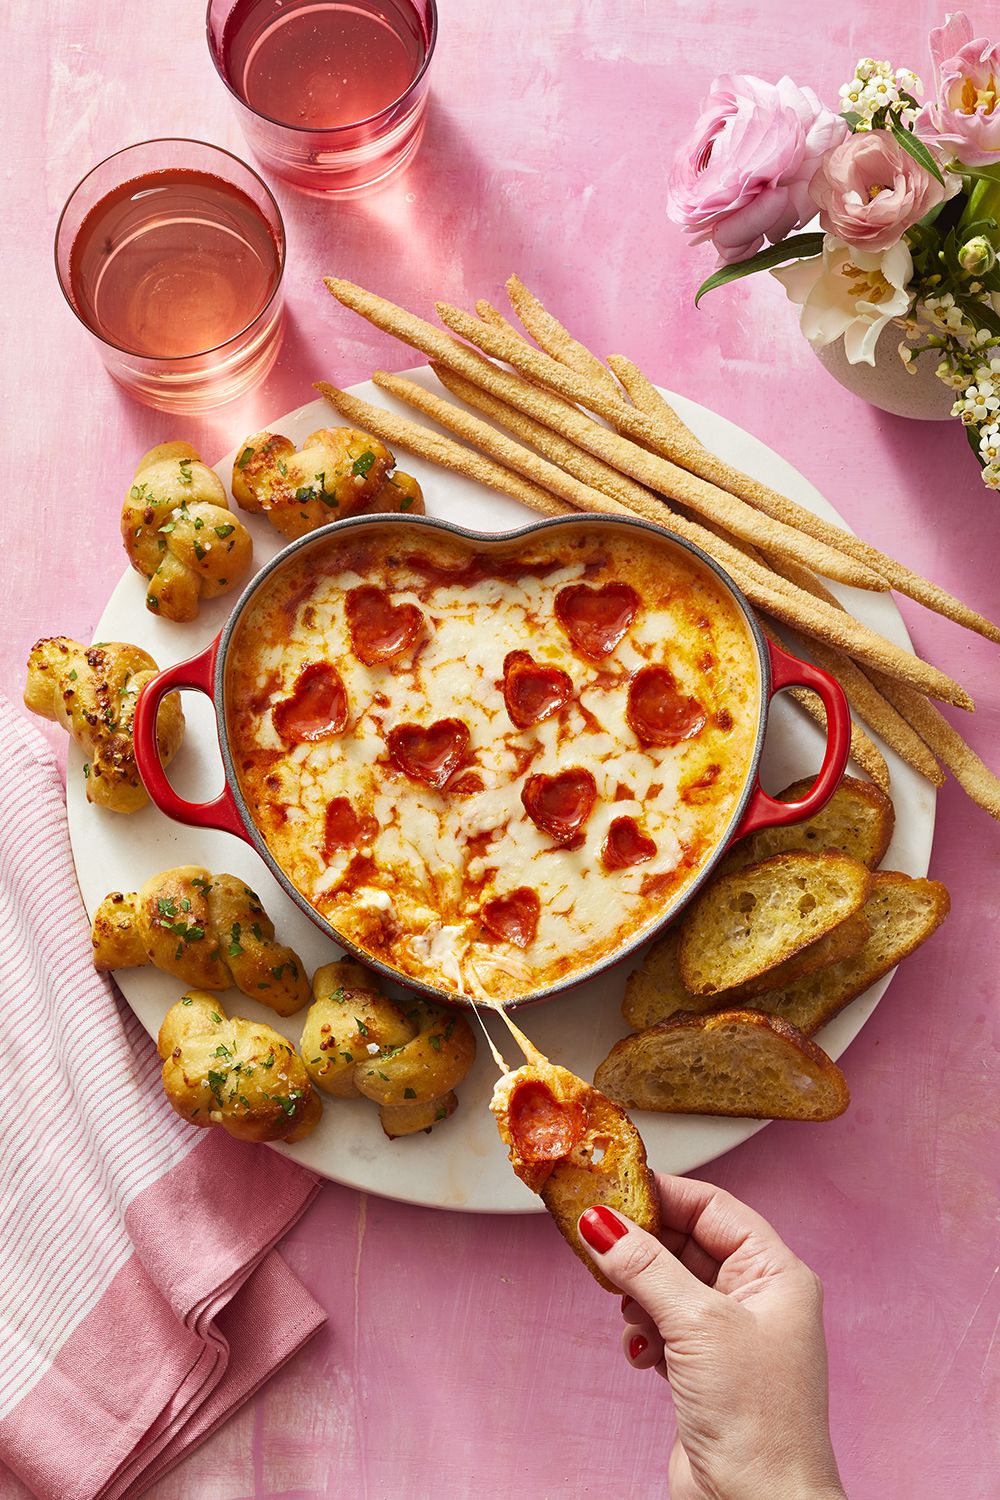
[841,110,863,129]
[694,234,825,306]
[956,295,1000,337]
[966,423,987,467]
[890,121,945,186]
[351,450,376,476]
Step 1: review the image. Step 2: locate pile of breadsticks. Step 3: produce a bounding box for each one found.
[317,274,1000,821]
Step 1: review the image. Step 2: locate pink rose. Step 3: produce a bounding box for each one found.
[915,12,1000,167]
[666,74,848,264]
[810,130,957,252]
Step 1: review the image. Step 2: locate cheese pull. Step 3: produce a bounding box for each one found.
[490,1011,660,1290]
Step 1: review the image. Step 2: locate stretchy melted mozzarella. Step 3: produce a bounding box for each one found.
[226,524,761,1002]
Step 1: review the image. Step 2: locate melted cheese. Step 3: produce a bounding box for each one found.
[226,524,761,1002]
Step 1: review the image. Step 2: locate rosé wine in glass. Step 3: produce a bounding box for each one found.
[55,140,285,414]
[207,0,437,194]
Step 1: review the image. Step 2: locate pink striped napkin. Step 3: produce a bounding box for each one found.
[0,698,326,1500]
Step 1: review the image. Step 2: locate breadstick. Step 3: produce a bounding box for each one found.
[749,552,946,784]
[371,370,641,520]
[475,299,525,338]
[866,672,1000,820]
[710,529,945,784]
[322,279,882,590]
[607,353,707,455]
[313,383,570,521]
[423,366,972,710]
[504,274,624,403]
[788,686,891,793]
[614,356,1000,643]
[782,629,944,786]
[435,302,883,592]
[434,296,1000,642]
[325,366,971,711]
[432,364,685,526]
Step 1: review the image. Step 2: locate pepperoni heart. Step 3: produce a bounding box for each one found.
[345,585,424,665]
[554,581,639,660]
[521,768,597,843]
[626,665,706,747]
[480,887,540,948]
[323,796,378,858]
[601,816,657,870]
[272,663,348,743]
[387,718,470,790]
[502,650,573,729]
[509,1080,587,1163]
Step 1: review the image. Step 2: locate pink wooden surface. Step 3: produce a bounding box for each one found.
[4,1,1000,1495]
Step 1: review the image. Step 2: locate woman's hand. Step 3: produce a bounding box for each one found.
[578,1175,847,1500]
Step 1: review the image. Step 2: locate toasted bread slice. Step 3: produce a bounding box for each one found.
[678,852,872,996]
[732,871,950,1034]
[724,775,894,873]
[491,1034,659,1291]
[595,1011,850,1121]
[624,909,870,1030]
[739,909,870,996]
[623,928,719,1031]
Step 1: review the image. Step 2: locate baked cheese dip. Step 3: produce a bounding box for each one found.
[226,522,761,1002]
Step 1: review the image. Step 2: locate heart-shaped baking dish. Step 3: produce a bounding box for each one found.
[134,512,850,1008]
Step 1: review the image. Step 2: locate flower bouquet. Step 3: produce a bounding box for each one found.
[667,13,1000,489]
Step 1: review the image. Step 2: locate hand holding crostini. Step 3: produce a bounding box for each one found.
[231,427,424,540]
[122,441,253,621]
[300,961,475,1136]
[24,636,184,813]
[159,993,322,1143]
[93,865,310,1015]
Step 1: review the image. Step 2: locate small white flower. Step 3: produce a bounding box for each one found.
[980,425,1000,463]
[982,462,1000,490]
[964,383,1000,421]
[840,57,923,127]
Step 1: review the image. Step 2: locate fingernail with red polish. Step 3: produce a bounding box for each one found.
[629,1335,648,1361]
[579,1206,629,1253]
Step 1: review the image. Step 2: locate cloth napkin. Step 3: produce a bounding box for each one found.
[0,698,326,1500]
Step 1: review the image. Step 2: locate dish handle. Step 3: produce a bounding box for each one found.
[730,638,851,843]
[133,636,249,841]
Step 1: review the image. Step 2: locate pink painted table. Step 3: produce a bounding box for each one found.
[5,1,1000,1495]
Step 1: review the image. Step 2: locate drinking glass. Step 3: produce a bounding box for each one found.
[54,139,286,414]
[206,0,438,195]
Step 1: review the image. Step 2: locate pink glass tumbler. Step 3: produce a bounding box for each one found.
[54,138,286,414]
[206,0,438,195]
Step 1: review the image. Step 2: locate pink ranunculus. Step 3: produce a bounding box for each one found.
[666,74,848,264]
[915,12,1000,166]
[810,130,959,252]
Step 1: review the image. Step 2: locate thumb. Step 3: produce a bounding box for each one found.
[578,1206,711,1336]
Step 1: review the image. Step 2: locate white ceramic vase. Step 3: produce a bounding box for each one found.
[813,335,955,421]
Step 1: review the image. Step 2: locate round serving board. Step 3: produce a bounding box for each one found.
[67,369,935,1212]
